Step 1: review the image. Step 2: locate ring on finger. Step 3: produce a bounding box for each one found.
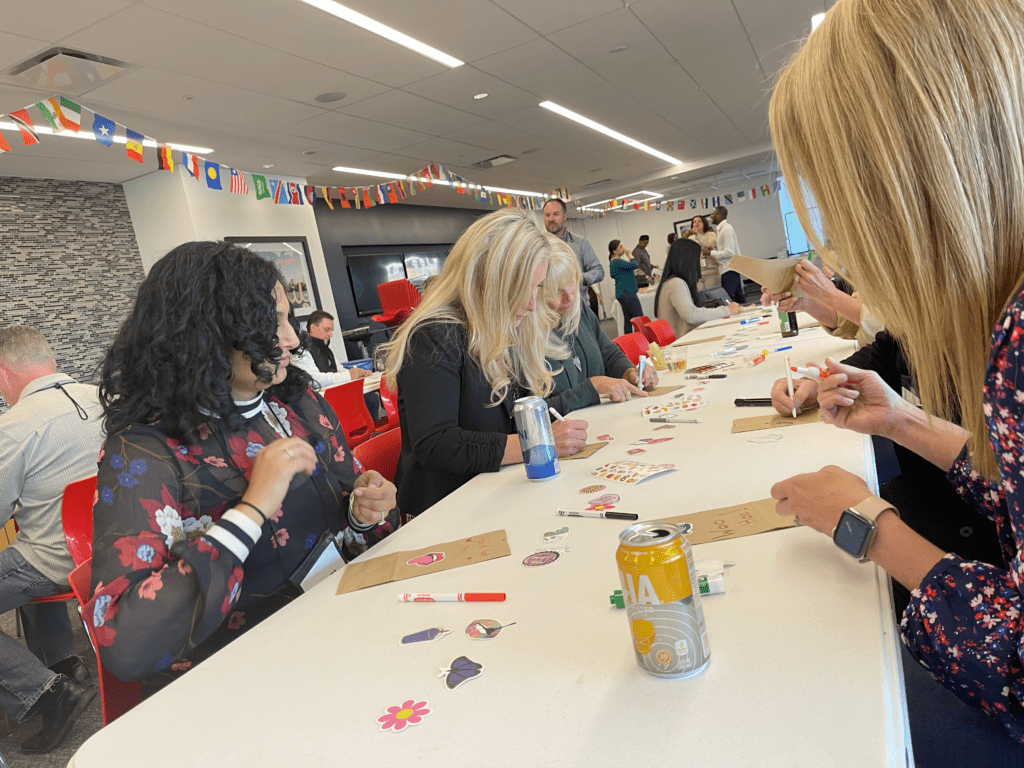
[285,447,295,459]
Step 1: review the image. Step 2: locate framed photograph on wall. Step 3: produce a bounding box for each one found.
[225,236,322,320]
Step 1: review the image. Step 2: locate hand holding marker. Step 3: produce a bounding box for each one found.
[790,365,831,379]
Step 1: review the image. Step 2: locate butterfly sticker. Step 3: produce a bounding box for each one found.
[465,619,517,639]
[439,656,484,690]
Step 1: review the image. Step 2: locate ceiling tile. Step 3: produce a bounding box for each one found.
[390,137,495,168]
[0,32,50,74]
[443,121,550,156]
[733,0,826,35]
[679,42,763,92]
[750,22,812,79]
[0,0,136,42]
[287,111,430,153]
[490,0,623,36]
[633,0,747,57]
[400,66,539,119]
[473,38,606,101]
[339,90,487,136]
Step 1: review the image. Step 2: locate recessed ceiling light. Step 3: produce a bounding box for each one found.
[299,0,464,68]
[302,150,317,156]
[538,101,682,166]
[314,91,348,103]
[671,176,678,180]
[609,46,628,55]
[811,12,826,31]
[262,164,275,168]
[473,93,488,100]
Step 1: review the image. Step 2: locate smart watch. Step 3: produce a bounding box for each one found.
[832,496,898,562]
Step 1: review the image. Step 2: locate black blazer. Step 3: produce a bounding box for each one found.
[395,322,518,517]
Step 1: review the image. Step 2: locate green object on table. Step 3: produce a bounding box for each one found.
[610,590,625,609]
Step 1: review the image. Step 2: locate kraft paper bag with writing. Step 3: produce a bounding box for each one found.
[652,498,796,545]
[731,407,821,434]
[563,441,608,460]
[730,254,806,295]
[337,530,510,594]
[644,385,679,397]
[669,334,725,347]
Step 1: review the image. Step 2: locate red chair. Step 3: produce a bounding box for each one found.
[630,316,652,334]
[373,373,400,433]
[62,475,96,567]
[612,332,650,366]
[68,559,142,725]
[642,318,676,347]
[323,379,377,449]
[372,279,421,328]
[352,427,402,484]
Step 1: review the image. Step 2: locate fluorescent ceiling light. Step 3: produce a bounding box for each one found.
[584,190,663,212]
[299,0,464,68]
[811,12,826,31]
[538,101,681,165]
[332,166,409,179]
[0,122,213,153]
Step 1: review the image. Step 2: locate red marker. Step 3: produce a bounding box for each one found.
[790,365,832,379]
[397,593,506,602]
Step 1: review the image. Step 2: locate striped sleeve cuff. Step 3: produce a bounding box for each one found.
[203,509,264,563]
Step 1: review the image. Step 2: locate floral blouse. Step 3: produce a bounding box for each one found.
[901,288,1024,742]
[85,387,395,685]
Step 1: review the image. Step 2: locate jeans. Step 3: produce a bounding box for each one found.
[720,270,745,304]
[618,291,644,335]
[0,548,74,722]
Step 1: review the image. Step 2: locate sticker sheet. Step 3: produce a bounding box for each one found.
[590,460,677,485]
[641,395,706,416]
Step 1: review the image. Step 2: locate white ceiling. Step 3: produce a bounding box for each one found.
[0,0,832,206]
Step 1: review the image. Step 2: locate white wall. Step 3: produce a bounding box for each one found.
[123,169,347,361]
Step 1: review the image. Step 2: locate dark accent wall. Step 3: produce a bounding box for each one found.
[0,176,144,408]
[313,202,488,358]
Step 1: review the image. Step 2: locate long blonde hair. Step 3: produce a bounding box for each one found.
[540,239,583,339]
[770,0,1024,479]
[385,208,565,403]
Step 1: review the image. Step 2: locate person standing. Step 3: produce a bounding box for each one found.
[632,235,655,283]
[709,206,745,304]
[0,326,101,754]
[542,198,604,289]
[609,240,643,335]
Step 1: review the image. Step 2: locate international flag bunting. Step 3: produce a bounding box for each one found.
[773,179,782,192]
[157,145,174,172]
[125,129,144,163]
[320,187,332,209]
[270,179,282,204]
[204,161,221,189]
[362,188,373,208]
[35,100,58,131]
[57,97,81,132]
[667,202,675,211]
[0,131,10,153]
[725,194,733,204]
[712,196,720,208]
[338,188,350,208]
[252,174,270,200]
[373,185,384,205]
[290,183,304,205]
[181,152,199,179]
[760,184,770,196]
[737,191,745,200]
[9,109,39,145]
[230,168,248,194]
[700,198,708,209]
[397,181,407,200]
[92,113,115,146]
[750,188,757,199]
[353,188,362,209]
[386,184,398,204]
[690,200,697,209]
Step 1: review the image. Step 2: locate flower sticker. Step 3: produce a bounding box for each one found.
[377,700,431,732]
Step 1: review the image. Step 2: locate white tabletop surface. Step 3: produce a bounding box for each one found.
[70,311,911,768]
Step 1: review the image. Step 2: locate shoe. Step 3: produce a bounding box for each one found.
[49,657,90,685]
[20,675,97,754]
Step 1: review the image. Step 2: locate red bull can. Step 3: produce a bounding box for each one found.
[512,396,560,482]
[615,521,710,678]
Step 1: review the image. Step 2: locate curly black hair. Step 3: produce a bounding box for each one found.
[99,241,311,442]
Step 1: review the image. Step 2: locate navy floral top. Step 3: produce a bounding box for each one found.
[902,288,1024,742]
[85,387,395,685]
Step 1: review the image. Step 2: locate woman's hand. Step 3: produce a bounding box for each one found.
[624,366,659,390]
[553,418,588,457]
[590,375,646,401]
[771,465,871,536]
[792,260,839,304]
[817,357,906,437]
[727,302,741,315]
[351,470,397,526]
[770,372,820,415]
[241,437,317,523]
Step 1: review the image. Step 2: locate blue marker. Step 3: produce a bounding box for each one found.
[637,355,647,385]
[772,345,793,353]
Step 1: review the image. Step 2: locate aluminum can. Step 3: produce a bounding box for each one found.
[615,521,710,678]
[512,395,560,482]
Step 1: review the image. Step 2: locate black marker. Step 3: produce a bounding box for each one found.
[734,398,773,407]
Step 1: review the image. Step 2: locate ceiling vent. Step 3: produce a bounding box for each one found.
[3,48,134,96]
[471,154,517,169]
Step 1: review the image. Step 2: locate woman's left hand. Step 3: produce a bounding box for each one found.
[770,465,871,535]
[352,470,397,526]
[625,366,659,390]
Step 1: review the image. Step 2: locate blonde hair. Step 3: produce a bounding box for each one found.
[540,239,583,339]
[385,208,565,403]
[770,0,1024,479]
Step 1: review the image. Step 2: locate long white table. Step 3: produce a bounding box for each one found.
[71,312,911,768]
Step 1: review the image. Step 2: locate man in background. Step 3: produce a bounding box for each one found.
[305,311,370,381]
[632,235,655,284]
[543,198,604,289]
[0,325,101,754]
[709,206,746,304]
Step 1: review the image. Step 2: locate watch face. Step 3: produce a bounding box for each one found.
[834,510,873,557]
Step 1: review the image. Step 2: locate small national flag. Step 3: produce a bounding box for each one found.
[125,129,144,163]
[92,113,115,146]
[338,187,351,208]
[0,131,10,153]
[689,199,697,209]
[386,183,398,204]
[205,161,222,189]
[725,194,733,204]
[737,190,746,201]
[643,201,649,211]
[750,188,757,199]
[700,198,708,209]
[760,184,771,196]
[304,185,316,205]
[712,196,720,208]
[667,202,675,211]
[363,188,374,208]
[229,168,249,194]
[773,178,782,193]
[352,188,361,209]
[397,180,407,200]
[252,174,270,200]
[57,97,81,132]
[36,100,59,131]
[320,187,333,209]
[289,182,303,205]
[270,179,283,204]
[9,109,39,146]
[157,145,174,172]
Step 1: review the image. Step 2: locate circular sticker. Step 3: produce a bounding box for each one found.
[522,550,560,567]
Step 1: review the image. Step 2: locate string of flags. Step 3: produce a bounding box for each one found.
[0,94,777,217]
[584,179,782,218]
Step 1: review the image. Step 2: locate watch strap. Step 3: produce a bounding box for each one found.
[850,495,898,523]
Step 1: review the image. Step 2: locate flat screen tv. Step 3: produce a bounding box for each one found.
[403,251,448,290]
[347,253,408,317]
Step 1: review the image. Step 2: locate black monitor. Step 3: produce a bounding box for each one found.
[346,253,408,316]
[403,251,448,290]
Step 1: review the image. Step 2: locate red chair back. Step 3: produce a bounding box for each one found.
[630,316,652,334]
[374,373,400,433]
[373,279,422,327]
[352,427,402,484]
[323,380,376,449]
[62,475,96,567]
[68,559,142,725]
[612,332,650,366]
[642,319,676,347]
